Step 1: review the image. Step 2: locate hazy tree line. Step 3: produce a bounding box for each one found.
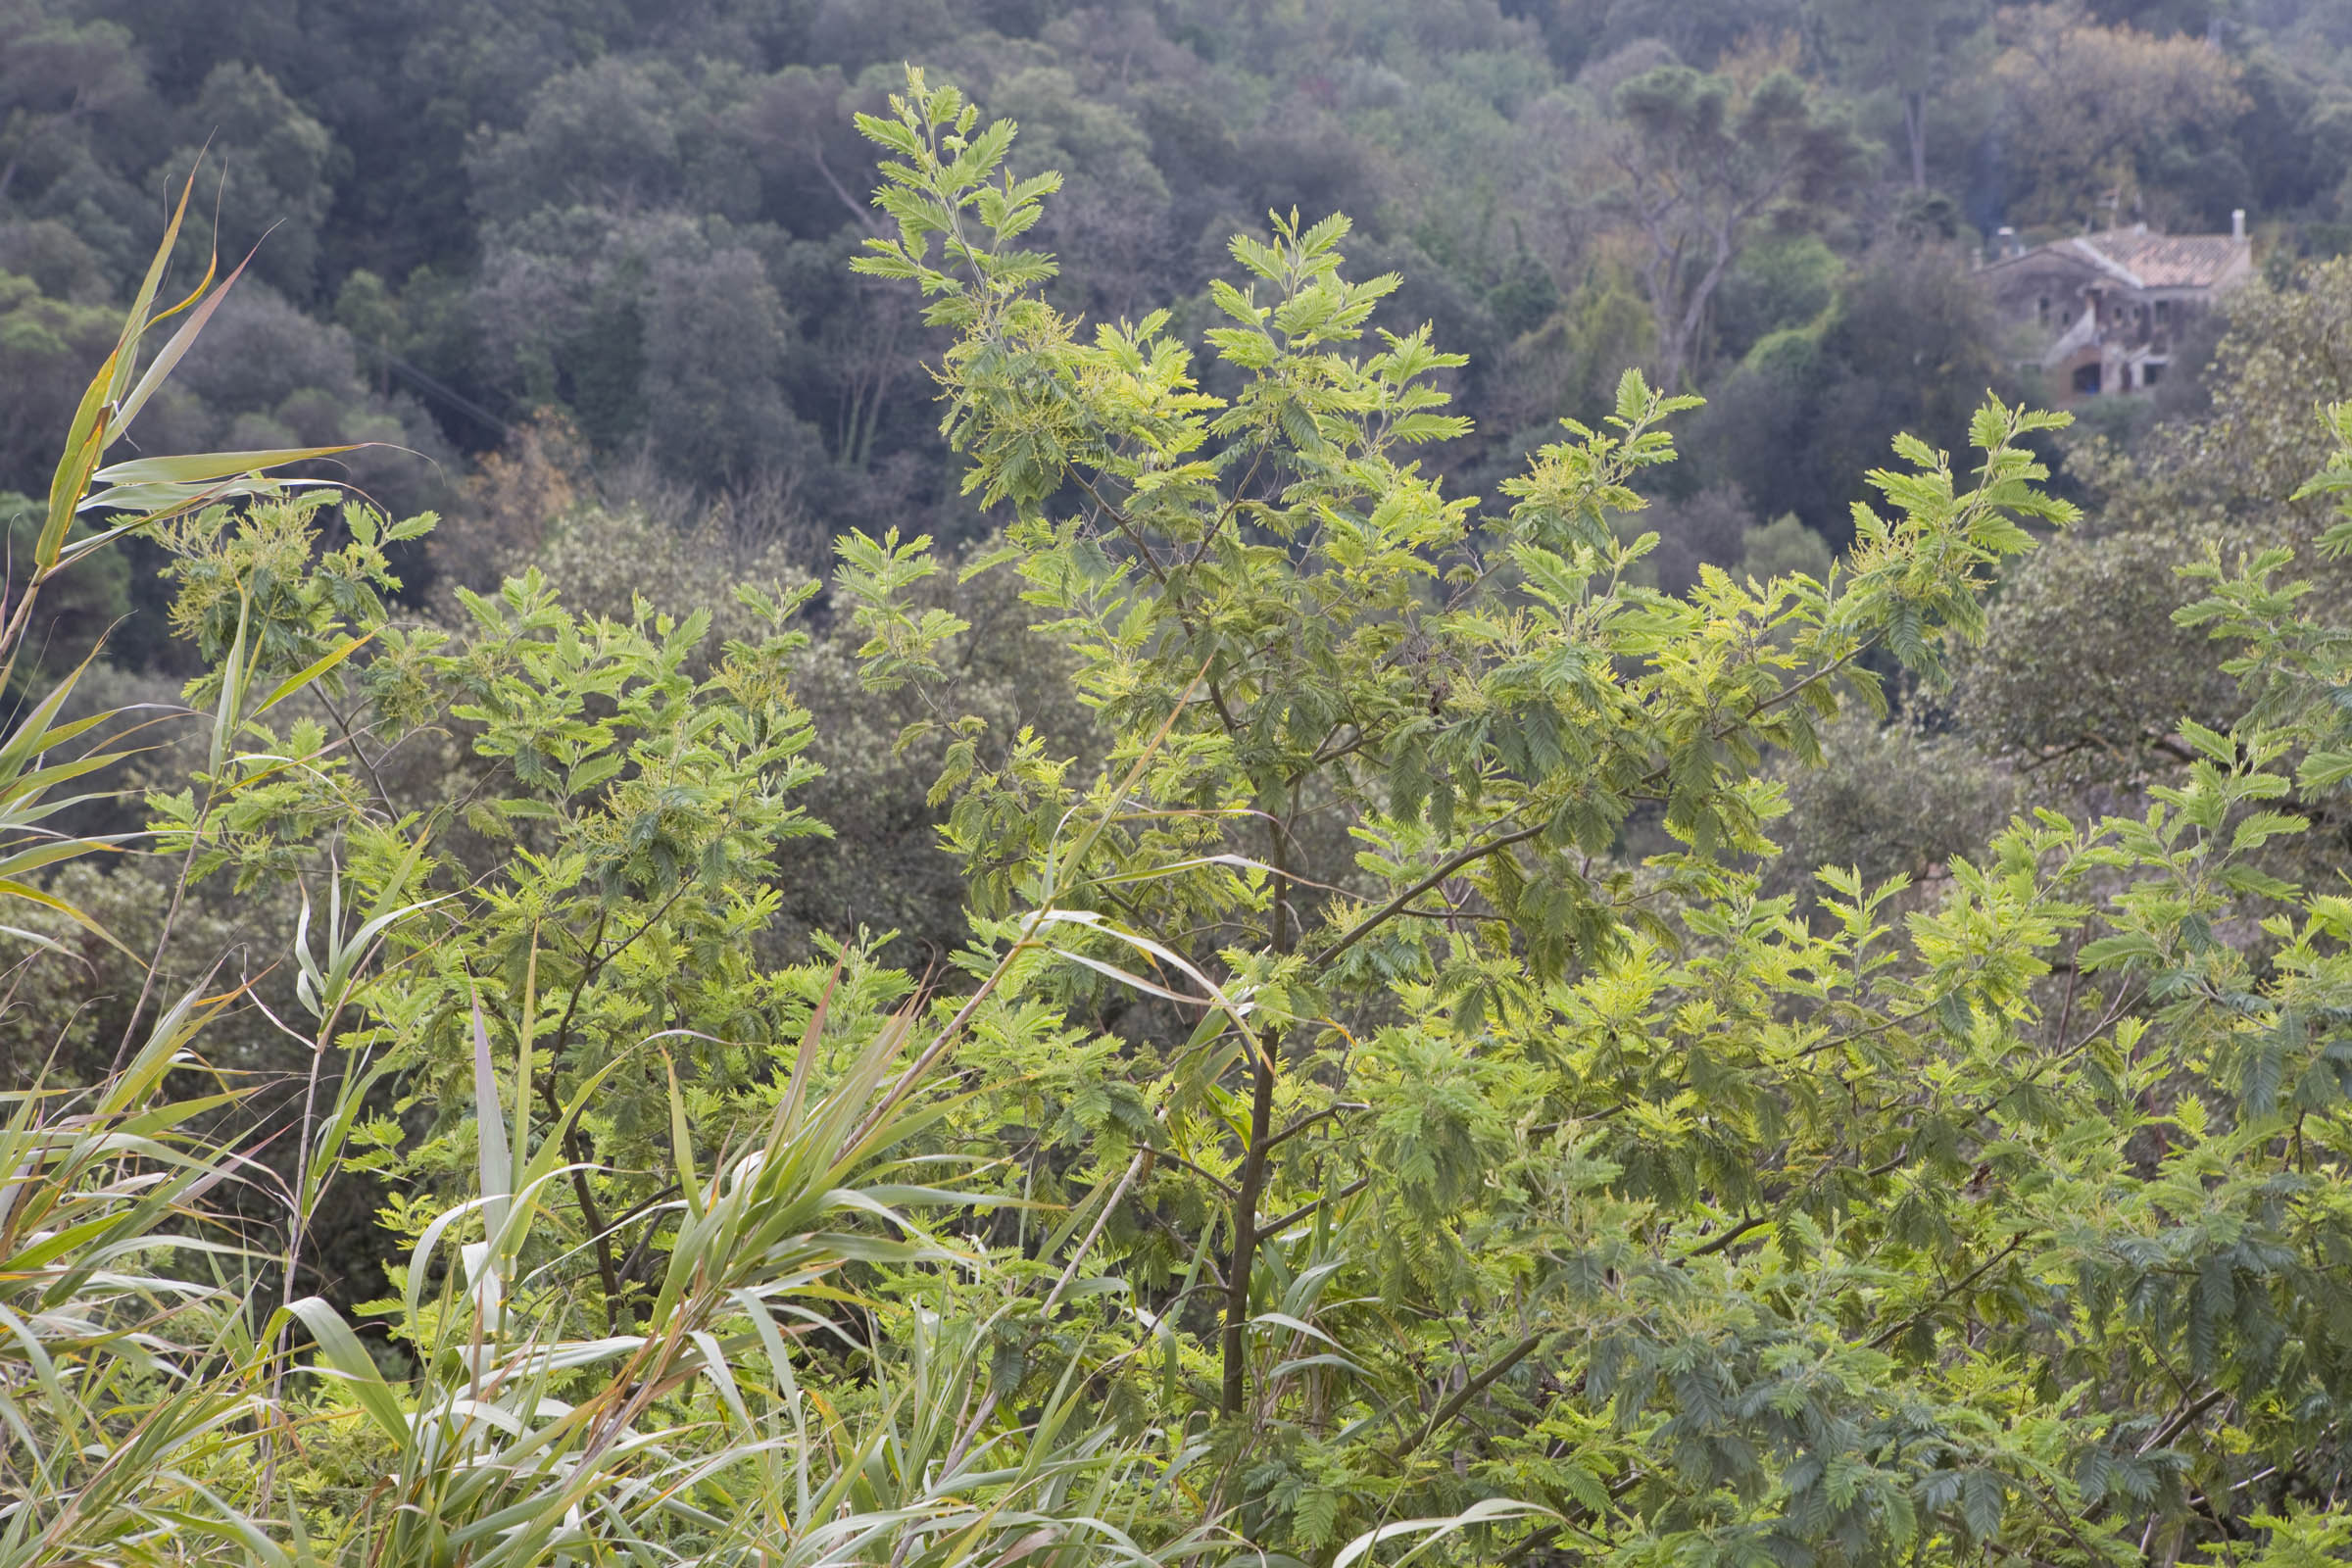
[3,0,2350,565]
[8,6,2352,1563]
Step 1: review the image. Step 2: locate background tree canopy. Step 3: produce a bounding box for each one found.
[8,0,2352,569]
[9,6,2352,1568]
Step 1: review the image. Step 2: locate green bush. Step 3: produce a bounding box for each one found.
[8,71,2352,1568]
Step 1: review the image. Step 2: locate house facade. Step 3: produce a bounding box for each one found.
[1980,216,2254,400]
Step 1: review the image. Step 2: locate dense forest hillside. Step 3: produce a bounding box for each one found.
[8,0,2352,555]
[10,4,2352,1566]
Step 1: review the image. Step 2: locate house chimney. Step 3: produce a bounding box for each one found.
[2232,208,2247,243]
[1996,224,2017,258]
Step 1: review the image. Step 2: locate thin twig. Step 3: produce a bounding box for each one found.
[1042,1150,1147,1317]
[1262,1102,1368,1153]
[1680,1211,1770,1259]
[2140,1387,2230,1455]
[1255,1174,1369,1238]
[1141,1144,1239,1200]
[1315,817,1546,969]
[111,779,216,1073]
[1867,1234,2027,1350]
[1396,1330,1545,1458]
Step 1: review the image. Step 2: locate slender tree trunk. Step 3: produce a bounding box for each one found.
[563,1112,628,1332]
[1904,91,1928,190]
[853,304,903,471]
[1652,306,1686,398]
[1659,231,1739,395]
[1220,1034,1276,1416]
[1643,250,1686,395]
[1220,805,1294,1417]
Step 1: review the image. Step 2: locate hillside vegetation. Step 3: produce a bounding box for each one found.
[6,7,2352,1567]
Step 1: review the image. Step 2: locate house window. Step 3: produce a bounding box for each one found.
[2037,295,2050,324]
[2074,363,2103,395]
[2142,362,2165,386]
[2155,300,2170,323]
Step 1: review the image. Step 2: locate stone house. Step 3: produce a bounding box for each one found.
[1980,214,2254,400]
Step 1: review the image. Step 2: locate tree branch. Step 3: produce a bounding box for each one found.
[1866,1233,2026,1350]
[1313,817,1546,971]
[1256,1174,1369,1238]
[2140,1387,2230,1455]
[1262,1102,1368,1152]
[1396,1330,1546,1458]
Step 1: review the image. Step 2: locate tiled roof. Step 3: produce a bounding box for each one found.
[2073,229,2250,289]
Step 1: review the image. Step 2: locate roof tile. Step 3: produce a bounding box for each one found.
[2078,229,2250,288]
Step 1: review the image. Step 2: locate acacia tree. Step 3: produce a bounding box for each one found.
[834,70,2352,1564]
[844,66,2077,1529]
[1605,64,1865,393]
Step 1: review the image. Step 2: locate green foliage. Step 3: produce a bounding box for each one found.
[823,74,2352,1568]
[16,52,2352,1568]
[1696,238,2015,542]
[1765,709,2018,894]
[0,1001,270,1562]
[813,73,2352,1566]
[1711,232,1839,362]
[153,63,343,301]
[0,172,1220,1561]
